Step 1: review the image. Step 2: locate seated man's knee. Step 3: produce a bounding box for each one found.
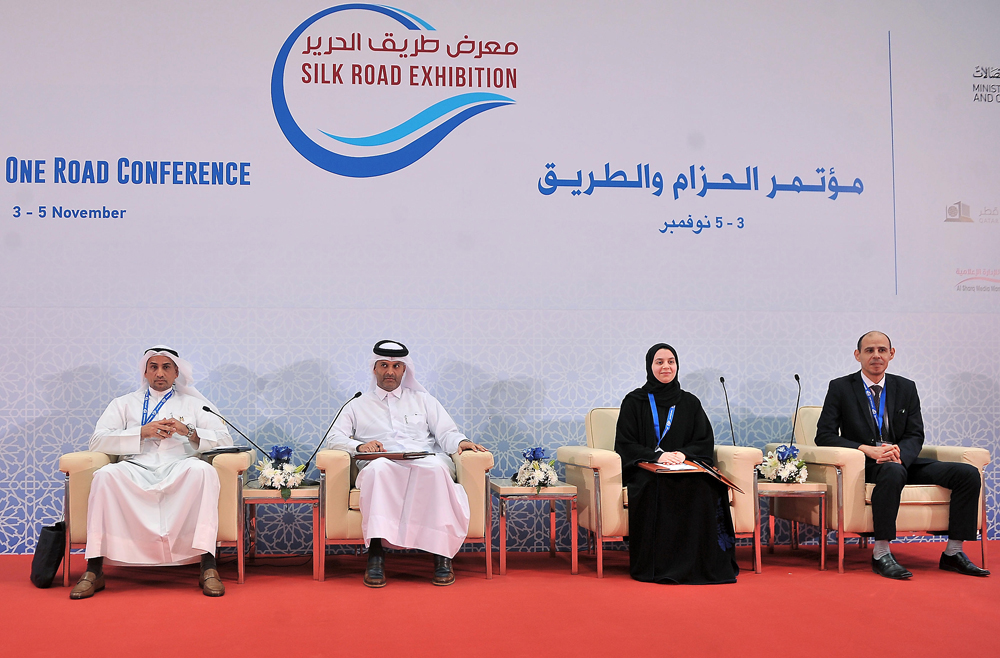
[191,458,215,472]
[955,462,981,488]
[877,463,908,488]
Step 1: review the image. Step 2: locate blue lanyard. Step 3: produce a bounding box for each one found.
[863,384,885,435]
[142,388,173,425]
[648,394,676,449]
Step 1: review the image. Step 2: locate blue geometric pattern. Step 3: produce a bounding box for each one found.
[2,307,997,556]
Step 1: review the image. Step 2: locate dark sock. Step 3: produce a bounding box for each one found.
[86,557,104,576]
[200,552,216,571]
[368,538,384,558]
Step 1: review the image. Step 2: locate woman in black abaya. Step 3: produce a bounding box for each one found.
[614,343,739,584]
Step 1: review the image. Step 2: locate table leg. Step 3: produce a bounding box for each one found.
[767,497,775,554]
[499,496,507,576]
[249,504,258,562]
[792,521,799,550]
[819,493,826,571]
[312,501,320,580]
[570,496,578,575]
[549,499,556,558]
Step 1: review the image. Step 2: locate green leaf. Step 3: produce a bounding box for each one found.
[280,487,292,500]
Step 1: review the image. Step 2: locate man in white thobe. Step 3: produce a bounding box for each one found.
[325,340,487,587]
[70,346,233,599]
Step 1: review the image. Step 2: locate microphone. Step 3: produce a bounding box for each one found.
[202,406,267,455]
[300,391,362,483]
[719,376,737,447]
[790,374,802,445]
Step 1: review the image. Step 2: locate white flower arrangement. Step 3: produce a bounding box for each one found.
[511,447,559,493]
[256,445,306,499]
[758,444,809,484]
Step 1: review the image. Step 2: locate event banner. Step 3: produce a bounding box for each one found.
[3,1,997,313]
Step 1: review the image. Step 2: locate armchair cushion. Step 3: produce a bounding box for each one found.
[866,483,950,505]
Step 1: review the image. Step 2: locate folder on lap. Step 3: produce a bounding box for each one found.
[639,460,744,494]
[354,451,432,461]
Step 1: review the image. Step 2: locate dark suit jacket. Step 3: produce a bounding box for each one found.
[814,371,927,468]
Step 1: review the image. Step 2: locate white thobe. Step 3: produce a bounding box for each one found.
[85,388,233,565]
[325,387,471,557]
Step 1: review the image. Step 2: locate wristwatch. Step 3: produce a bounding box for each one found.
[185,423,196,438]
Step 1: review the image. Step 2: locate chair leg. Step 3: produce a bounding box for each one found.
[63,479,72,587]
[485,475,493,580]
[596,533,603,579]
[836,466,845,574]
[754,522,762,575]
[980,483,989,570]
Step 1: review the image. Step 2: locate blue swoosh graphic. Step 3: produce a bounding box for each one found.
[320,92,514,147]
[380,5,435,30]
[272,4,515,177]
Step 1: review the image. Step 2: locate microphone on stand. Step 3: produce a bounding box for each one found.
[202,406,267,455]
[790,374,802,445]
[300,391,362,484]
[719,376,737,447]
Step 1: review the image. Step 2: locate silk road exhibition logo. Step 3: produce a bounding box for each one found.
[271,4,517,177]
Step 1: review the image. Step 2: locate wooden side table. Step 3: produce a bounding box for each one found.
[758,481,827,570]
[242,482,321,580]
[490,479,578,575]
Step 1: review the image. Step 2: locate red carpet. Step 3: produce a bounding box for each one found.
[4,542,998,657]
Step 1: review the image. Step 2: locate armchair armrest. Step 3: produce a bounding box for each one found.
[557,446,626,538]
[59,451,112,545]
[316,449,355,539]
[556,445,622,473]
[714,445,763,534]
[452,450,494,539]
[203,450,255,472]
[920,446,990,470]
[59,450,111,475]
[206,450,254,543]
[451,449,494,483]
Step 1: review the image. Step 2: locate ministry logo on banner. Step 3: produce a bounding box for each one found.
[272,4,518,178]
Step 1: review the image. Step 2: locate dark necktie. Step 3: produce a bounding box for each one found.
[870,384,883,442]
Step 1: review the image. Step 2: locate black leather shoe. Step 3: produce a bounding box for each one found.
[940,551,990,577]
[364,554,386,588]
[872,553,912,579]
[432,555,455,586]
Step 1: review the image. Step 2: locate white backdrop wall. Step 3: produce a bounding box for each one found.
[1,1,998,554]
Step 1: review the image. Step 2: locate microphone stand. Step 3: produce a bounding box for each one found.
[300,391,362,485]
[790,374,802,445]
[719,376,737,447]
[201,406,267,455]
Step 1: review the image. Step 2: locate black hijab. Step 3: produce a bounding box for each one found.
[628,342,683,406]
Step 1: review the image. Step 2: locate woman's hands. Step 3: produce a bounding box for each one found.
[656,451,686,465]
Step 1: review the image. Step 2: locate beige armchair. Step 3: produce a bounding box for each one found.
[58,450,255,586]
[557,408,764,578]
[314,449,495,580]
[766,406,990,573]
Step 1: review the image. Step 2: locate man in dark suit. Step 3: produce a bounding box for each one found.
[815,331,988,579]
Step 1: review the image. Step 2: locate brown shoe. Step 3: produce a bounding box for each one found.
[199,568,225,597]
[432,555,455,586]
[69,571,105,599]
